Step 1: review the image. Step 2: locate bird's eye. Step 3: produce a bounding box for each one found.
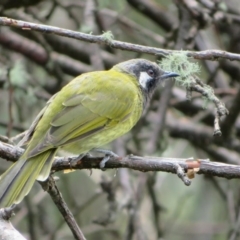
[147,69,154,77]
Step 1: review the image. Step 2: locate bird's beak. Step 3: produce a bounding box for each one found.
[161,71,179,79]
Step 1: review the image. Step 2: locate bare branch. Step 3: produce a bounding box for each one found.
[0,17,240,61]
[40,176,86,240]
[1,141,240,181]
[0,208,27,240]
[0,29,93,76]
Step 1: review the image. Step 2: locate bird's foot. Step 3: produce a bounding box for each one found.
[68,153,93,175]
[92,149,119,170]
[69,153,90,167]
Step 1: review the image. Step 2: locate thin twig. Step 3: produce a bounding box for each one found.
[146,173,164,238]
[221,87,240,138]
[0,17,240,61]
[40,176,86,240]
[189,76,229,136]
[6,67,13,138]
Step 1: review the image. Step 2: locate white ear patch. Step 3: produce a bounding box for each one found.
[139,72,151,89]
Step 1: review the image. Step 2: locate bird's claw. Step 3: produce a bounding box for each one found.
[100,155,111,170]
[92,149,119,170]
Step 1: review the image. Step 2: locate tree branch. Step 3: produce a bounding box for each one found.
[0,29,93,76]
[40,176,86,240]
[0,17,240,61]
[0,208,26,240]
[1,141,240,182]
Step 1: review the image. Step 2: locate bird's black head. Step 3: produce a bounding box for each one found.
[114,59,179,95]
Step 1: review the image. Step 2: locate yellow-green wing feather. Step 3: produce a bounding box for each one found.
[27,69,140,157]
[0,68,143,207]
[0,149,57,207]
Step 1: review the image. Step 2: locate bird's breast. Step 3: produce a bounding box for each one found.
[62,101,142,154]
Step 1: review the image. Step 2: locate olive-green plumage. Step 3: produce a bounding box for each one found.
[0,59,178,208]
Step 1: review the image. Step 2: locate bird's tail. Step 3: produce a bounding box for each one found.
[0,149,57,208]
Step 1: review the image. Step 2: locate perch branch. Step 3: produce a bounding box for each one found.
[1,142,240,182]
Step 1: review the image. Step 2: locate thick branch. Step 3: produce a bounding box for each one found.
[2,0,44,10]
[0,29,92,76]
[1,142,240,181]
[127,0,175,31]
[0,208,26,240]
[0,17,240,61]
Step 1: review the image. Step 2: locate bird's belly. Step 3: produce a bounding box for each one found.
[61,120,134,155]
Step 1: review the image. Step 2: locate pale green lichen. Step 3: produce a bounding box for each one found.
[159,52,216,107]
[159,51,200,88]
[102,31,114,45]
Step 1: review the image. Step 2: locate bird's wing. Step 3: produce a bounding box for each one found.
[27,71,140,157]
[18,94,57,147]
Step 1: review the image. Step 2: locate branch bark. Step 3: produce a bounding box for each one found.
[0,208,27,240]
[1,141,240,182]
[40,177,86,240]
[0,17,240,61]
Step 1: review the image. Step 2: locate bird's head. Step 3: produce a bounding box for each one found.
[113,59,179,96]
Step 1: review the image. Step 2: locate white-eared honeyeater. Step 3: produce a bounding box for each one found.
[0,59,178,207]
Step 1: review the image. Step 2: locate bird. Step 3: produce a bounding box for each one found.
[0,58,178,208]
